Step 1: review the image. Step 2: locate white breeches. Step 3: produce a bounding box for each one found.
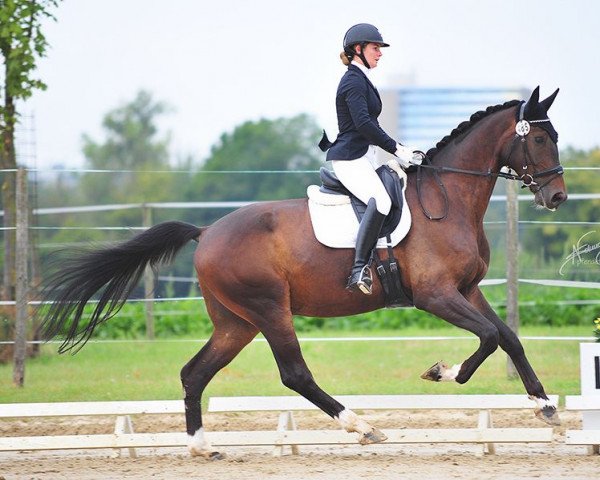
[331,146,392,215]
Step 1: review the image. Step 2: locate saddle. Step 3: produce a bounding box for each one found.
[315,166,412,308]
[318,166,404,238]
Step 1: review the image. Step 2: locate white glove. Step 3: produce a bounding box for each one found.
[394,144,413,168]
[386,159,407,177]
[395,144,423,168]
[411,150,425,166]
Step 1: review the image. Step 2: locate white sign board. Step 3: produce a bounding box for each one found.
[580,342,600,429]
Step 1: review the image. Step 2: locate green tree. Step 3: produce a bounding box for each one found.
[186,114,322,225]
[83,90,170,171]
[0,0,60,299]
[77,90,177,228]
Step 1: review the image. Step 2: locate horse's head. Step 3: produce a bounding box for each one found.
[504,86,567,210]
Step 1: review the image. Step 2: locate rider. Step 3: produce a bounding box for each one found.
[320,23,423,295]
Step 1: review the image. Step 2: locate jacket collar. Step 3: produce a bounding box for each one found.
[351,60,370,76]
[348,64,381,102]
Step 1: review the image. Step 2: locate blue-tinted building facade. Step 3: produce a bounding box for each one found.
[379,87,528,152]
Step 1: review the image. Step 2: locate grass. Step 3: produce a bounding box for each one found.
[0,326,593,405]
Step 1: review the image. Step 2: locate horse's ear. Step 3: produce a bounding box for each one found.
[540,88,560,112]
[523,86,540,118]
[527,86,540,106]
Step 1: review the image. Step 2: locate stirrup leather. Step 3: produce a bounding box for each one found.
[347,265,373,295]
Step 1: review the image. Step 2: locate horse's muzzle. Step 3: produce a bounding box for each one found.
[535,189,567,211]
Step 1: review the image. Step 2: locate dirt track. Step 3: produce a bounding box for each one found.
[1,409,598,479]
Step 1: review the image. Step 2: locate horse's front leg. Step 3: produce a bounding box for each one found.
[464,287,560,426]
[413,286,500,385]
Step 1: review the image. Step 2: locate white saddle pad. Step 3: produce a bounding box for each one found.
[306,172,412,249]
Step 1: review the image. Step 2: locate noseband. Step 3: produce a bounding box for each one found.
[416,102,563,220]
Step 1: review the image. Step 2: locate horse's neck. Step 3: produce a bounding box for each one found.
[433,108,514,222]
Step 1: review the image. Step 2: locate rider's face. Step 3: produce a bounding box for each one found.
[356,43,383,69]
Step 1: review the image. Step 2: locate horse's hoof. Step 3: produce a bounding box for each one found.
[208,451,226,461]
[190,449,226,460]
[535,406,561,426]
[420,361,446,382]
[359,428,387,445]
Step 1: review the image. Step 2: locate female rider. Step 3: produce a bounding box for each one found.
[321,23,423,295]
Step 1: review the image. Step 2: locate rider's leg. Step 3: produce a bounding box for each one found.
[331,149,392,213]
[332,151,391,294]
[346,198,386,293]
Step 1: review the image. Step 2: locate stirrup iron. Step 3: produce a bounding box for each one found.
[347,264,373,295]
[357,265,373,294]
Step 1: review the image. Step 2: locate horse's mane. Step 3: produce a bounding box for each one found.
[425,99,522,160]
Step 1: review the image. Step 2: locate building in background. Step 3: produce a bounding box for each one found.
[379,86,528,156]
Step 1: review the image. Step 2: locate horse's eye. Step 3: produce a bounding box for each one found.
[534,136,545,144]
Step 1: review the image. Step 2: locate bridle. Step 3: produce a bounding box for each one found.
[505,102,564,193]
[416,102,564,220]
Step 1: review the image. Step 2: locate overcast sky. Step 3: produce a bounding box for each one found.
[19,0,600,169]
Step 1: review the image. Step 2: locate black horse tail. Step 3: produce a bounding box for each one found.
[39,221,202,354]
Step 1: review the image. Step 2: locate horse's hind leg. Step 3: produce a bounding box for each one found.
[233,298,387,445]
[465,287,560,425]
[180,293,258,458]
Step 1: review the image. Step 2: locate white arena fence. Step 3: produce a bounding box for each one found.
[4,392,597,457]
[0,394,560,456]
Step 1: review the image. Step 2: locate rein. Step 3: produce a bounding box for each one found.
[416,158,516,221]
[416,104,564,221]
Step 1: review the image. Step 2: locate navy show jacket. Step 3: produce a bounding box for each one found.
[326,64,397,161]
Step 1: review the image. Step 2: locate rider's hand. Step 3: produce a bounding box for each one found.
[411,150,426,166]
[394,144,413,168]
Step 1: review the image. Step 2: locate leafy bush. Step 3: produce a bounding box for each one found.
[40,284,600,341]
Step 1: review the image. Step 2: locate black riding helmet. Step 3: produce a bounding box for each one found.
[343,23,389,69]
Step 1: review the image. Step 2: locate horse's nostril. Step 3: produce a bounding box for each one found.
[551,191,567,206]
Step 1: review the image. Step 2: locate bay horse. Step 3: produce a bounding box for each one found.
[40,87,567,458]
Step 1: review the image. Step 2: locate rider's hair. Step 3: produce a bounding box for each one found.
[340,50,352,65]
[340,43,363,66]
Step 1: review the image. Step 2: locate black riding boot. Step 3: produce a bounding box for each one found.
[346,198,386,295]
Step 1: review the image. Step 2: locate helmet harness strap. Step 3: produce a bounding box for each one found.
[344,42,371,69]
[356,42,371,69]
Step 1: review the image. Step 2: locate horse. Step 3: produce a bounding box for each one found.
[40,86,567,458]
